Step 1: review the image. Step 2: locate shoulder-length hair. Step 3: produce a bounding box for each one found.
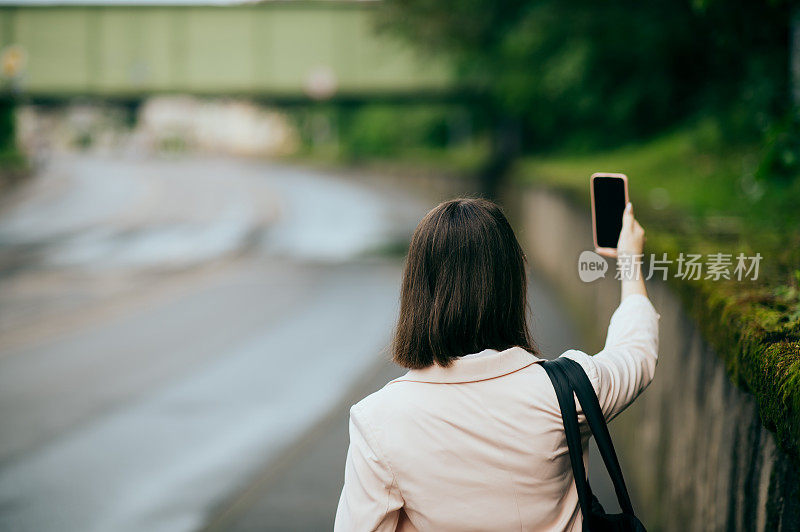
[392,197,536,369]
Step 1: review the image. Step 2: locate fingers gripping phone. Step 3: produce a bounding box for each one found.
[590,173,629,257]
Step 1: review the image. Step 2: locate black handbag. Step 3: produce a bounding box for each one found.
[542,357,646,532]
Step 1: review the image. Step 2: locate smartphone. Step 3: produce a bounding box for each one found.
[590,173,629,257]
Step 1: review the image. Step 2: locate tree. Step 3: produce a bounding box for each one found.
[379,0,793,154]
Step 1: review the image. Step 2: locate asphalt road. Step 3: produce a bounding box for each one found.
[0,153,609,532]
[0,154,427,532]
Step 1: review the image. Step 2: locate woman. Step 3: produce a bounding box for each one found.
[335,198,659,531]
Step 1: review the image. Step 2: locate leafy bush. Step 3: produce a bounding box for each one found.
[379,0,793,152]
[293,104,476,161]
[758,112,800,183]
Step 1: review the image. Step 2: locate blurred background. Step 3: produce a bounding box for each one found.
[0,0,797,531]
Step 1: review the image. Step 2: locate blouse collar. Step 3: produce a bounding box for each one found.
[390,346,543,384]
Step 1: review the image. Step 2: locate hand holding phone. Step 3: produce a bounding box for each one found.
[590,173,629,257]
[617,202,648,299]
[617,202,645,257]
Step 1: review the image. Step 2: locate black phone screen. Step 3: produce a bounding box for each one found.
[593,177,626,248]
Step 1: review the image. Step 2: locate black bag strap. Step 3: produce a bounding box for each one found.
[542,359,594,521]
[543,357,637,517]
[558,357,636,515]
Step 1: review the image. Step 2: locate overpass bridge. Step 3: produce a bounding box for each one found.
[0,2,456,102]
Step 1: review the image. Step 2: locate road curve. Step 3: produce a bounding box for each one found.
[0,154,428,532]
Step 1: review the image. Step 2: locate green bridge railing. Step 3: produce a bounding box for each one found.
[0,2,455,101]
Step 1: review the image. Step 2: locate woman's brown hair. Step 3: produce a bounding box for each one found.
[392,198,536,369]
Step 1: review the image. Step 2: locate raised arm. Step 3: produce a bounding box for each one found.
[595,202,659,419]
[565,202,660,420]
[592,292,660,420]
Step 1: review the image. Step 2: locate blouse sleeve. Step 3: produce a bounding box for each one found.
[334,404,404,531]
[564,293,660,421]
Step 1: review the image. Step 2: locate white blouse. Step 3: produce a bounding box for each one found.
[335,294,660,531]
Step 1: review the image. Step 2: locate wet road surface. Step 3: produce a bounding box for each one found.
[0,154,426,532]
[0,154,609,531]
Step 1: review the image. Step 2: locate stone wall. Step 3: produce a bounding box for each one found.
[506,186,800,531]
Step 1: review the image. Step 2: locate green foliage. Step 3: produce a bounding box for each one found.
[339,104,454,159]
[0,98,25,180]
[519,120,800,235]
[379,0,792,152]
[0,99,15,153]
[758,112,800,183]
[292,103,478,162]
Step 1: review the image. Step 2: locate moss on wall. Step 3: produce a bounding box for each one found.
[662,258,800,464]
